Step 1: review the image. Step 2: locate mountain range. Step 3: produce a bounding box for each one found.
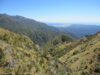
[47,23,100,38]
[0,14,74,46]
[0,14,100,75]
[59,24,100,38]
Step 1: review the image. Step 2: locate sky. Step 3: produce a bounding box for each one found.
[0,0,100,24]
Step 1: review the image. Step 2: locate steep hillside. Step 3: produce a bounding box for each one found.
[0,28,69,75]
[0,27,100,75]
[0,14,72,45]
[43,34,75,57]
[58,32,100,75]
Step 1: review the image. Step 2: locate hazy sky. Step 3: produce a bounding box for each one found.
[0,0,100,23]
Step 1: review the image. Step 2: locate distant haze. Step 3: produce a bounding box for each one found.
[46,22,100,27]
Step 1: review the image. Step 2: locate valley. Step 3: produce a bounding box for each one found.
[0,14,100,75]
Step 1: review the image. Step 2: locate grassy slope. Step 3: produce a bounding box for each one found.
[0,28,68,75]
[0,27,100,75]
[59,32,100,75]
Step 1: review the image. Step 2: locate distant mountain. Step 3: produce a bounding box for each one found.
[56,24,100,38]
[0,14,74,45]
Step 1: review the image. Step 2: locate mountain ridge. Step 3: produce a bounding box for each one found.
[0,14,75,45]
[57,24,100,38]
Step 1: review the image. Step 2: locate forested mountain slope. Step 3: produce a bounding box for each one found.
[43,34,75,50]
[0,14,74,45]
